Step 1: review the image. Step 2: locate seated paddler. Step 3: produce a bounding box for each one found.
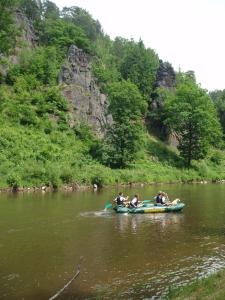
[114,192,129,206]
[155,191,170,205]
[129,194,139,208]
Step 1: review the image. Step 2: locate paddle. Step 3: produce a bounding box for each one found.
[104,203,113,209]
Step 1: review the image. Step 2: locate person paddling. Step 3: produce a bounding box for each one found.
[114,192,128,206]
[129,194,139,208]
[155,191,170,205]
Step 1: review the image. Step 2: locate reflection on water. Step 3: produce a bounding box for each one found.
[1,184,225,299]
[115,213,184,234]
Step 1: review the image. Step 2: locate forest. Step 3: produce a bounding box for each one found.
[0,0,225,190]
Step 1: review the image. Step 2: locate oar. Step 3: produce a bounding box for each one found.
[143,200,154,203]
[104,203,113,209]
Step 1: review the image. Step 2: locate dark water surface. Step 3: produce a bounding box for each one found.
[1,184,225,299]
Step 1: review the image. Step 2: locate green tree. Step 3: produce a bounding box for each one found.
[40,18,90,53]
[42,0,59,20]
[6,46,59,85]
[120,40,159,96]
[165,77,222,167]
[19,0,42,26]
[61,6,103,41]
[112,37,130,67]
[103,80,147,168]
[0,0,18,55]
[210,89,225,135]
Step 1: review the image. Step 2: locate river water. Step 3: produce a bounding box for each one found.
[1,184,225,299]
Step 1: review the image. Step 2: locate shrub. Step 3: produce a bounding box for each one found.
[210,151,224,165]
[60,169,74,184]
[6,173,21,190]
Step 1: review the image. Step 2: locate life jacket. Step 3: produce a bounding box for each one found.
[116,196,123,205]
[156,195,162,204]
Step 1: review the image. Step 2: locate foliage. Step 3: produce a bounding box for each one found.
[40,18,91,54]
[0,0,18,54]
[42,0,59,20]
[6,172,21,190]
[210,89,225,135]
[40,19,90,56]
[73,122,96,146]
[6,47,60,85]
[102,81,147,168]
[147,136,183,167]
[120,40,159,96]
[108,80,148,120]
[165,76,222,167]
[19,0,42,20]
[61,6,103,41]
[147,87,171,140]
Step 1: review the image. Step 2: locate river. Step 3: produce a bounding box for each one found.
[1,183,225,299]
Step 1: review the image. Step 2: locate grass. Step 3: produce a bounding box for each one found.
[0,123,225,190]
[163,269,225,300]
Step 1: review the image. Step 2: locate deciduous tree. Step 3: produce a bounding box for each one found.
[165,76,222,167]
[104,80,147,168]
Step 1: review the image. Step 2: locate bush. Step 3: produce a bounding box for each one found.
[60,169,74,184]
[210,151,224,165]
[6,173,21,190]
[46,168,61,189]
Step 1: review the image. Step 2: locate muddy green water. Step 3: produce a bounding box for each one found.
[1,184,225,299]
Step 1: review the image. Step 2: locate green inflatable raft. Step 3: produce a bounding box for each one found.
[113,203,185,214]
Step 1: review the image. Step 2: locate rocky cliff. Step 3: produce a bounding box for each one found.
[59,45,112,136]
[0,10,37,76]
[151,60,176,111]
[148,60,176,141]
[15,9,37,49]
[154,60,176,90]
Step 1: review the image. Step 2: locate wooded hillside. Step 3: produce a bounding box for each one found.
[0,0,225,190]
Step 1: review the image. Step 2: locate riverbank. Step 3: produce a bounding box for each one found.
[163,269,225,299]
[1,178,225,193]
[1,126,225,192]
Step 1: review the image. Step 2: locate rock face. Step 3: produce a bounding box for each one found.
[59,45,112,136]
[15,9,37,50]
[154,60,176,90]
[148,60,176,141]
[0,10,37,76]
[151,60,176,111]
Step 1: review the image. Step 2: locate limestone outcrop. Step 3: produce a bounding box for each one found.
[148,60,176,141]
[15,9,38,50]
[154,60,176,90]
[59,45,112,136]
[0,9,37,76]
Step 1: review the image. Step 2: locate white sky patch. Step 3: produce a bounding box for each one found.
[53,0,225,91]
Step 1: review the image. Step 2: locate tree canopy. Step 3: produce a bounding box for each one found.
[210,89,225,135]
[103,80,147,168]
[120,40,159,96]
[165,76,222,167]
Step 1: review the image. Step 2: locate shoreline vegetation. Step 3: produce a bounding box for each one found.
[1,178,225,193]
[163,269,225,299]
